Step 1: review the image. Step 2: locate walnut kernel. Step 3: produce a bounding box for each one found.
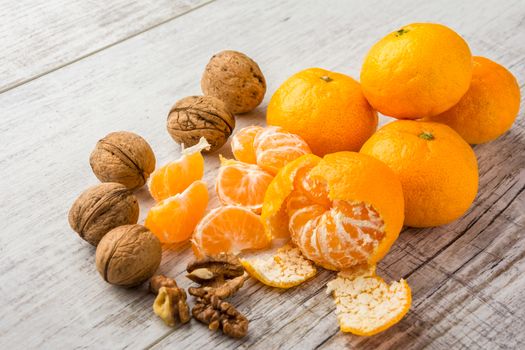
[89,131,156,190]
[68,182,139,246]
[201,50,266,114]
[95,224,161,287]
[166,95,235,152]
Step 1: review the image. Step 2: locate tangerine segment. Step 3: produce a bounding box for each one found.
[192,205,271,257]
[261,152,404,271]
[231,125,263,164]
[241,244,316,288]
[327,274,411,336]
[254,126,311,175]
[216,157,274,214]
[149,138,210,202]
[145,180,209,244]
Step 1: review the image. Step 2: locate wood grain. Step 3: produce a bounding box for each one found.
[0,0,212,93]
[0,0,523,349]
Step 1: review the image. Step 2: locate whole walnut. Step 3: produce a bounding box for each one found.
[89,131,156,190]
[68,183,139,246]
[95,225,162,287]
[167,95,235,152]
[201,50,266,114]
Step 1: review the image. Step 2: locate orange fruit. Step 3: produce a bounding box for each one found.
[360,120,478,227]
[215,156,274,213]
[267,68,378,156]
[327,266,411,336]
[231,125,263,164]
[145,180,209,244]
[149,138,209,202]
[192,205,271,257]
[361,23,473,119]
[425,56,521,144]
[253,126,311,175]
[261,152,404,271]
[241,243,316,288]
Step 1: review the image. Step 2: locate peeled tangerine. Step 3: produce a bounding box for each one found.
[145,180,208,244]
[149,138,210,202]
[261,152,411,334]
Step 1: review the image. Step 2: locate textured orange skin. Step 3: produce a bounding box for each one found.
[426,56,521,144]
[267,68,378,156]
[360,121,479,227]
[361,23,473,119]
[261,152,404,269]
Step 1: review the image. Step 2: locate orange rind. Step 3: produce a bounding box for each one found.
[327,269,411,336]
[241,243,316,288]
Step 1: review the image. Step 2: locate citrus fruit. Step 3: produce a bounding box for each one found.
[241,243,316,288]
[361,23,473,119]
[360,120,478,227]
[261,152,404,271]
[149,137,210,202]
[267,68,378,156]
[327,269,411,336]
[192,205,271,257]
[215,156,274,213]
[425,56,521,144]
[231,125,263,164]
[145,180,209,244]
[253,126,312,175]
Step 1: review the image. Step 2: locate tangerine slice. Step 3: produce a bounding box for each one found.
[327,271,411,336]
[254,126,311,175]
[192,205,271,257]
[216,157,274,213]
[261,152,404,271]
[231,125,263,164]
[241,243,316,288]
[145,180,208,244]
[149,137,210,202]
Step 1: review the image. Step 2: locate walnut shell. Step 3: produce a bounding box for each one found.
[89,131,156,190]
[201,50,266,114]
[167,95,235,152]
[95,225,162,287]
[68,183,139,246]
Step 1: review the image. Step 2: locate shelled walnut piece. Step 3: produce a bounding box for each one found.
[186,253,249,338]
[150,275,190,326]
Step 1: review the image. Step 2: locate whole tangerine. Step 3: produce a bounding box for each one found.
[425,56,520,144]
[360,23,473,119]
[267,68,378,156]
[360,120,479,227]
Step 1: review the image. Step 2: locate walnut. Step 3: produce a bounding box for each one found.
[68,183,139,246]
[166,96,235,152]
[192,293,249,338]
[150,275,190,327]
[201,50,266,114]
[95,225,161,287]
[186,253,249,337]
[89,131,156,190]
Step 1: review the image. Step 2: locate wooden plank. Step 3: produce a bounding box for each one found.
[0,0,213,93]
[0,0,523,349]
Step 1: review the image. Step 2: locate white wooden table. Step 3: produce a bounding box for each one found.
[1,0,524,349]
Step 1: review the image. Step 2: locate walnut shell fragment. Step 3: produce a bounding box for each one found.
[201,50,266,114]
[95,224,161,287]
[167,95,235,152]
[68,183,139,246]
[89,131,156,190]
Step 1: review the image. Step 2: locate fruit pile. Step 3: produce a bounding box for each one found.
[69,22,520,338]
